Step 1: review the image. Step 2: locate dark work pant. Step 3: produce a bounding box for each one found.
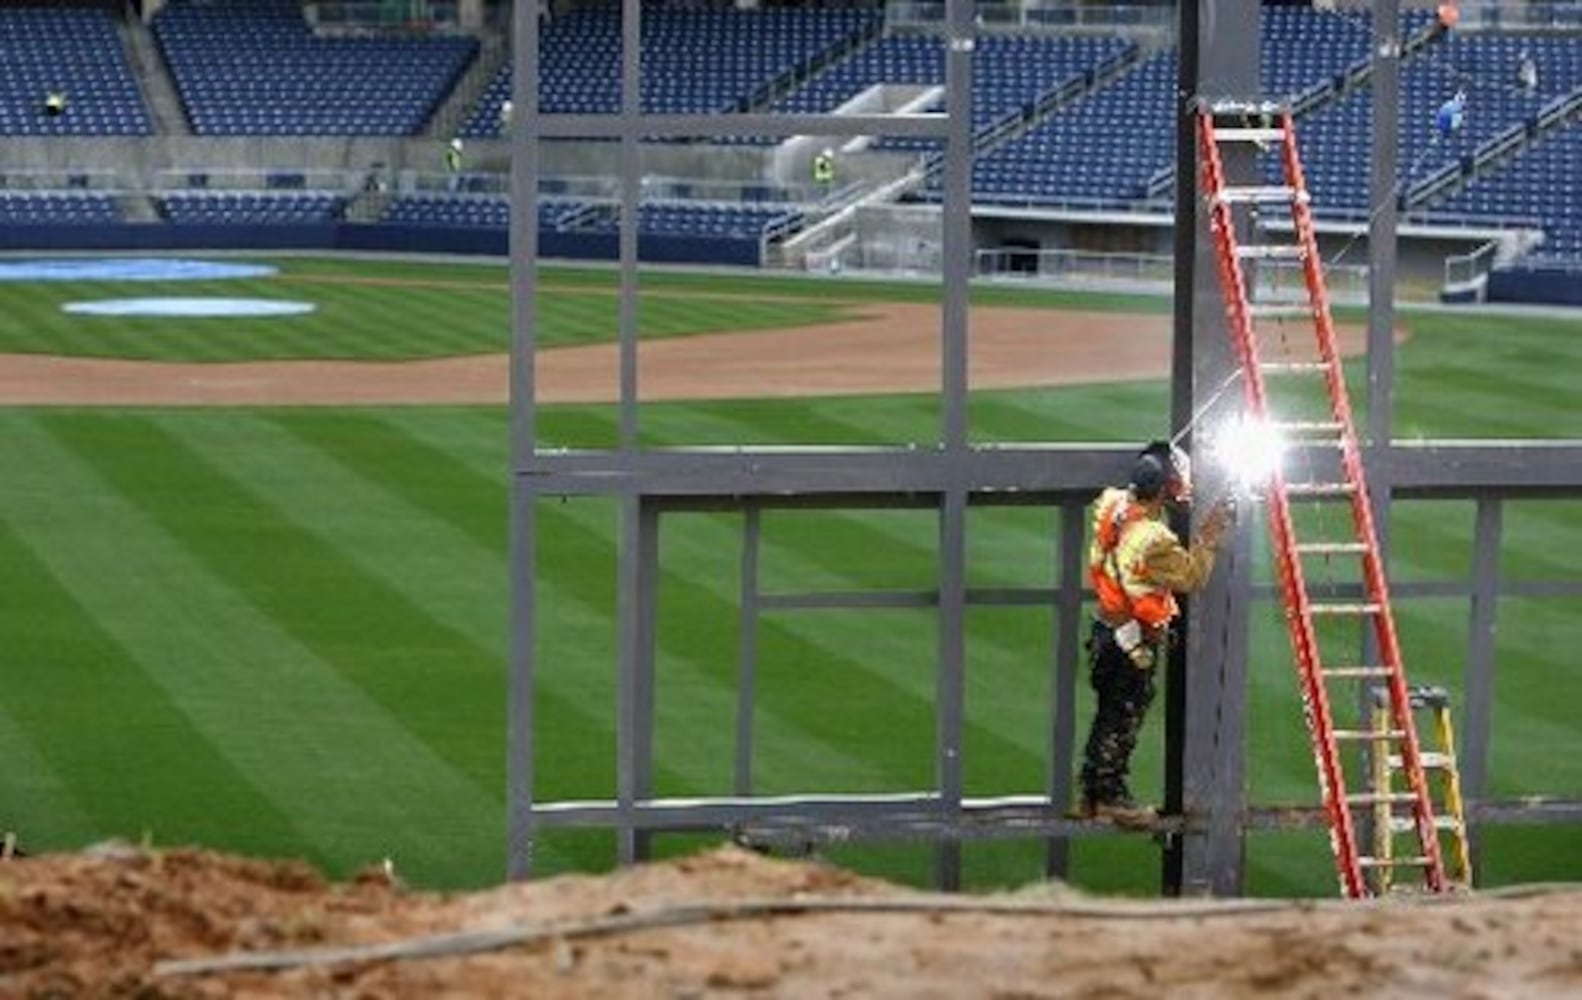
[1079,620,1158,804]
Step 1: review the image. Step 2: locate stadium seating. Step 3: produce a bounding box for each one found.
[154,0,477,135]
[0,192,121,224]
[459,3,877,137]
[778,33,1135,152]
[1290,31,1582,218]
[1426,123,1582,263]
[380,193,803,243]
[158,191,345,224]
[942,7,1432,210]
[0,5,151,136]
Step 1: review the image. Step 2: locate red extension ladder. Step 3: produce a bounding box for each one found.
[1195,101,1463,897]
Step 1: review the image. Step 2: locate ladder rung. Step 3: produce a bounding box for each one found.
[1322,666,1394,679]
[1212,126,1285,143]
[1287,481,1356,498]
[1390,815,1464,833]
[1259,360,1329,374]
[1387,752,1455,769]
[1205,99,1287,116]
[1309,603,1383,616]
[1247,303,1313,320]
[1272,420,1344,436]
[1216,185,1307,205]
[1236,244,1307,260]
[1345,792,1419,807]
[1333,728,1405,741]
[1296,542,1369,556]
[1359,855,1433,869]
[1408,685,1452,710]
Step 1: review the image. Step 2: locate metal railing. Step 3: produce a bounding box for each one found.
[1451,0,1582,30]
[303,0,466,34]
[886,0,1174,32]
[1444,238,1502,293]
[0,169,125,192]
[153,168,366,194]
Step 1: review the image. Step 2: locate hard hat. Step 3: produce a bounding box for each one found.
[450,138,463,150]
[1132,440,1192,503]
[822,147,833,157]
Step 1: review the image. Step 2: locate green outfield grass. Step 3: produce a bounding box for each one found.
[0,260,1578,896]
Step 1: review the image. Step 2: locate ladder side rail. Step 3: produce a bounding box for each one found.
[1434,705,1474,885]
[1198,110,1367,899]
[1278,112,1448,892]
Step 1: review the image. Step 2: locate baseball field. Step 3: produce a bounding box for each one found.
[0,255,1577,897]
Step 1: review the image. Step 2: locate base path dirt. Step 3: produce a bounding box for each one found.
[0,303,1384,406]
[2,844,1578,997]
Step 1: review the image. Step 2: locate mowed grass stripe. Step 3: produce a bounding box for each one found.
[0,512,306,855]
[288,410,891,796]
[38,412,506,886]
[46,412,506,791]
[177,412,639,801]
[6,416,496,883]
[0,678,98,850]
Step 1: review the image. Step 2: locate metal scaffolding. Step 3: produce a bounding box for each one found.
[508,0,1582,895]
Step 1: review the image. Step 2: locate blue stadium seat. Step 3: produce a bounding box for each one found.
[154,0,477,136]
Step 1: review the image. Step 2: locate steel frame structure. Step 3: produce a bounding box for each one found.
[508,0,1582,894]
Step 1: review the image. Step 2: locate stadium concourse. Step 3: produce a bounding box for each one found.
[3,843,1582,995]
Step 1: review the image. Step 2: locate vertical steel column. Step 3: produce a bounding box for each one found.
[1461,496,1502,881]
[612,0,649,865]
[1171,0,1259,897]
[1358,0,1402,837]
[734,504,762,796]
[1163,0,1201,894]
[1046,500,1085,879]
[1367,0,1401,457]
[507,0,543,881]
[932,0,973,891]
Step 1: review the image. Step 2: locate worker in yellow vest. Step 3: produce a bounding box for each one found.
[812,148,835,189]
[1077,441,1234,827]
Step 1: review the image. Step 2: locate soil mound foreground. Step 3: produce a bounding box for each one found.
[2,844,1579,997]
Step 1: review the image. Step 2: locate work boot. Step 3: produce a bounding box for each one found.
[1082,796,1159,830]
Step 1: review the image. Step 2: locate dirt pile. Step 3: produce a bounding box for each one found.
[2,843,1580,997]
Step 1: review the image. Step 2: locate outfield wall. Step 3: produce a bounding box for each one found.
[0,222,766,267]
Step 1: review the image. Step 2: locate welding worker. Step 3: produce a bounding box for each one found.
[1076,441,1235,828]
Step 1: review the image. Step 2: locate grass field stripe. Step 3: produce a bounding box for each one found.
[0,511,317,856]
[30,414,511,886]
[265,410,892,792]
[165,411,715,798]
[46,413,511,792]
[0,686,99,849]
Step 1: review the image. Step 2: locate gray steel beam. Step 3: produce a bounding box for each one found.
[535,113,949,139]
[618,0,640,447]
[928,0,973,892]
[1462,497,1502,882]
[936,488,966,890]
[1164,0,1201,895]
[1046,501,1086,878]
[505,0,543,882]
[1174,0,1260,898]
[734,504,762,796]
[532,793,1582,838]
[1367,0,1401,454]
[521,445,1134,498]
[520,443,1582,501]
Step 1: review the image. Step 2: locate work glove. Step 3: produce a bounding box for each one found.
[1113,619,1156,669]
[1198,496,1237,547]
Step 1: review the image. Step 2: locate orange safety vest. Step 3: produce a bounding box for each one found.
[1088,487,1179,631]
